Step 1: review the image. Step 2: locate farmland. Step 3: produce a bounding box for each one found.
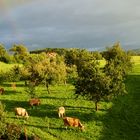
[0,56,140,140]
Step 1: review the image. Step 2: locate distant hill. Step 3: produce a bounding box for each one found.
[132,49,140,54]
[127,48,140,55]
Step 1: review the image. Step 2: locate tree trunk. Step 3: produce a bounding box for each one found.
[95,101,98,111]
[46,83,50,94]
[25,80,28,86]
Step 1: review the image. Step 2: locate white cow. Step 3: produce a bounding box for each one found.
[58,106,65,118]
[15,107,29,119]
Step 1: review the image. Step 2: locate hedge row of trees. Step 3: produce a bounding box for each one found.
[0,42,132,110]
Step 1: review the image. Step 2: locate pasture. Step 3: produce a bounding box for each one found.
[0,56,140,140]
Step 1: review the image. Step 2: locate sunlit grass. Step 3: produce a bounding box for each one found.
[131,56,140,65]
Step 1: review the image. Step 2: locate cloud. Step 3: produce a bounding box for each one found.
[0,0,140,50]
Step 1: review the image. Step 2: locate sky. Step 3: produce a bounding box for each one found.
[0,0,140,51]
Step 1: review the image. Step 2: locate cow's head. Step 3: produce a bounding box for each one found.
[80,124,85,131]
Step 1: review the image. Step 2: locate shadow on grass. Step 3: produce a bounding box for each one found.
[39,94,75,100]
[1,98,96,121]
[65,105,94,110]
[2,90,21,95]
[39,96,74,100]
[0,98,59,119]
[1,83,25,88]
[66,111,96,122]
[26,123,65,130]
[99,75,140,140]
[27,104,58,118]
[0,99,28,112]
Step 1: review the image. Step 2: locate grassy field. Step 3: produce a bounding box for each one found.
[0,56,140,140]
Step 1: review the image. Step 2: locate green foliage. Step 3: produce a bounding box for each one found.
[5,65,22,82]
[103,42,132,97]
[64,48,80,66]
[91,51,103,60]
[0,102,6,138]
[66,65,78,84]
[74,55,111,110]
[0,44,11,63]
[4,123,22,140]
[25,82,36,98]
[73,49,110,110]
[74,43,133,110]
[0,71,6,84]
[9,44,29,63]
[25,53,67,87]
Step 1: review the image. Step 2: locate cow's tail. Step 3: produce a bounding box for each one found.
[79,121,85,131]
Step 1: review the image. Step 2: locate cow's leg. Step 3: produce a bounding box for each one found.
[58,113,61,118]
[64,122,68,129]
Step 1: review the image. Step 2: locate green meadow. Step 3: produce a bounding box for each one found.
[0,56,140,140]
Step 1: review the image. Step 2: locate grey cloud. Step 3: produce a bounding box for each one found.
[1,0,140,50]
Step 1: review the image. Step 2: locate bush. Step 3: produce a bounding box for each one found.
[0,71,7,84]
[3,123,22,140]
[0,102,6,138]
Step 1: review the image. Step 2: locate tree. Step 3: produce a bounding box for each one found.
[9,44,29,63]
[91,51,102,60]
[5,65,21,82]
[66,65,78,84]
[74,50,111,111]
[24,53,67,94]
[75,62,111,111]
[64,48,80,66]
[103,42,132,97]
[0,44,10,63]
[42,54,67,93]
[74,43,132,111]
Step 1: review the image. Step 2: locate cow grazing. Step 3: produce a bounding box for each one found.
[29,98,41,107]
[58,106,65,118]
[63,117,85,131]
[15,107,29,119]
[0,87,4,95]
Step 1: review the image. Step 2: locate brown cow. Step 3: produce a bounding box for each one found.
[29,98,41,107]
[0,87,4,95]
[63,117,85,131]
[58,106,65,118]
[15,107,29,119]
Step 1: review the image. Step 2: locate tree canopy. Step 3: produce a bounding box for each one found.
[74,43,132,110]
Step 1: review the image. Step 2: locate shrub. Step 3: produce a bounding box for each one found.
[4,123,22,140]
[0,102,6,138]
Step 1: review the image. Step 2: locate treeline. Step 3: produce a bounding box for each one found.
[0,43,139,64]
[0,44,103,64]
[129,48,140,55]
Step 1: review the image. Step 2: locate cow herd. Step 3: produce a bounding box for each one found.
[0,87,85,131]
